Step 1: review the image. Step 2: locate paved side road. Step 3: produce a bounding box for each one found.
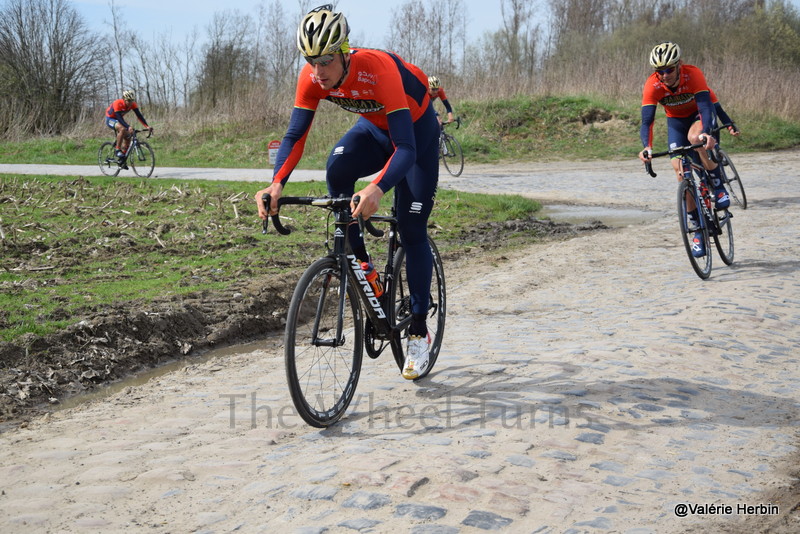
[1,151,799,533]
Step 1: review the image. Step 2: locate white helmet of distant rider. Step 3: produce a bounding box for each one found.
[649,42,681,69]
[122,90,135,102]
[296,4,350,57]
[428,75,441,89]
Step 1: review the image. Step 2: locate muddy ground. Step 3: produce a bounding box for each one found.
[0,216,606,427]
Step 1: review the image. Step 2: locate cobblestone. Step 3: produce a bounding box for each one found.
[1,152,799,532]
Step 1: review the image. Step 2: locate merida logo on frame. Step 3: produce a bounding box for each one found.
[348,254,385,319]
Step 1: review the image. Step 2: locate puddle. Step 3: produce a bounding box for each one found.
[540,204,659,227]
[54,337,279,412]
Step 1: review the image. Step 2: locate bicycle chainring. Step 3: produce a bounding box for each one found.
[364,318,385,359]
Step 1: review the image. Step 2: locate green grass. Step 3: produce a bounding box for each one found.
[2,93,799,343]
[2,95,798,168]
[0,175,541,342]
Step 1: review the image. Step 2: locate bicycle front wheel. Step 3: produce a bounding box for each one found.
[130,141,155,178]
[717,148,747,209]
[678,180,712,279]
[98,142,120,177]
[391,237,446,379]
[285,257,363,427]
[713,209,735,266]
[441,133,464,177]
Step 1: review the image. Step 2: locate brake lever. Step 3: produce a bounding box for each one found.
[261,194,291,235]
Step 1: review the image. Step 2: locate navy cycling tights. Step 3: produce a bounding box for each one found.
[326,115,438,321]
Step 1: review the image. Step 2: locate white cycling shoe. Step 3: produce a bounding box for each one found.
[402,333,431,380]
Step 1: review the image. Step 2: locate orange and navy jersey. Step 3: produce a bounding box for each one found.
[640,63,714,147]
[105,99,148,129]
[294,48,430,130]
[106,98,137,119]
[274,48,432,188]
[428,86,453,114]
[641,64,711,118]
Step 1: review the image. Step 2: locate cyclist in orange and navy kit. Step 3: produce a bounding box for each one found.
[427,75,455,126]
[105,90,152,169]
[638,42,730,258]
[254,4,439,380]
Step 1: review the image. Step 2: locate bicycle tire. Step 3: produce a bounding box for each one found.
[390,237,446,379]
[717,148,747,209]
[285,256,363,427]
[98,142,121,177]
[713,209,735,266]
[130,141,156,178]
[441,133,464,177]
[678,180,712,279]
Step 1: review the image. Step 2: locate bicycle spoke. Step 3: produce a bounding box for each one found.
[285,259,362,427]
[678,180,712,279]
[391,237,446,379]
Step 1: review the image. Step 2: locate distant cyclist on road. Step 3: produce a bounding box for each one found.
[637,42,730,258]
[427,75,455,126]
[253,4,440,380]
[104,90,152,170]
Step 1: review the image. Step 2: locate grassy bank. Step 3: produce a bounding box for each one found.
[2,93,800,343]
[2,95,800,168]
[0,176,541,343]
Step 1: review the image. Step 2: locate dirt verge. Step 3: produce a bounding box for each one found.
[0,216,606,427]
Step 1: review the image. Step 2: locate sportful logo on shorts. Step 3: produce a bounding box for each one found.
[334,145,345,155]
[409,202,423,214]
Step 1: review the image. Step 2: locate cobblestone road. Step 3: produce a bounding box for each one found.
[1,151,799,533]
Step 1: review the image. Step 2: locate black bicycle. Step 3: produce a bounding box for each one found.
[439,117,464,177]
[710,123,747,209]
[262,192,447,427]
[98,128,155,178]
[646,140,734,279]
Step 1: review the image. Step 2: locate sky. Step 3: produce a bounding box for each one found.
[73,0,510,46]
[71,0,800,54]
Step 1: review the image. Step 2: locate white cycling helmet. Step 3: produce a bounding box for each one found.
[122,89,135,101]
[428,75,441,89]
[649,42,681,69]
[297,4,350,57]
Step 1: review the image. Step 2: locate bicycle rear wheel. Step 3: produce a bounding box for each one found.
[98,142,120,177]
[717,148,747,209]
[713,209,735,265]
[391,237,446,379]
[130,141,155,178]
[441,133,464,177]
[285,257,363,427]
[678,180,712,279]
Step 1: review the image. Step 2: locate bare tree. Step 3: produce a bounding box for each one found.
[0,0,104,135]
[196,10,257,109]
[107,0,128,94]
[257,0,300,90]
[386,0,467,78]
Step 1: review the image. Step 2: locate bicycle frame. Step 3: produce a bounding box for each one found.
[124,129,150,157]
[645,141,734,278]
[681,156,713,228]
[647,144,714,226]
[264,195,407,363]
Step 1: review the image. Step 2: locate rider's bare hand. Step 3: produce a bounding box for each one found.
[351,183,384,220]
[254,182,283,219]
